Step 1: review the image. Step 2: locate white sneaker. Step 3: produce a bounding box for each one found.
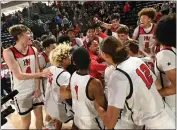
[44,121,55,130]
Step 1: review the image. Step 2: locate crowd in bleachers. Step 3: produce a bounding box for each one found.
[1,1,176,49]
[1,1,176,129]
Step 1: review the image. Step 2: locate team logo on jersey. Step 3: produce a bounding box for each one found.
[23,59,30,66]
[144,36,150,41]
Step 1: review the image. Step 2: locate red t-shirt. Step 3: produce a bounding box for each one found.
[89,51,107,80]
[99,32,108,39]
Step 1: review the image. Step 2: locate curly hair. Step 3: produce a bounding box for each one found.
[138,8,156,20]
[49,43,72,67]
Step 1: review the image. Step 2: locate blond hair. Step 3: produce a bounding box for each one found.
[49,43,72,67]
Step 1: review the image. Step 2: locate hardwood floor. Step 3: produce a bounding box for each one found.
[1,106,72,129]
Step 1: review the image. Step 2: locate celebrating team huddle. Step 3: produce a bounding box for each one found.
[2,6,176,129]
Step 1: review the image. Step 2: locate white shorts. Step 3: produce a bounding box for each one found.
[14,95,43,116]
[44,91,74,123]
[145,103,175,129]
[115,119,143,129]
[74,116,104,129]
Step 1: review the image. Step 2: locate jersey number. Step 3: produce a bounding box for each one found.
[136,64,153,89]
[26,66,32,73]
[74,85,78,100]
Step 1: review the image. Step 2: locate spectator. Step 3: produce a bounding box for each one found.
[94,24,108,39]
[161,2,170,15]
[62,16,70,30]
[87,39,107,82]
[123,2,130,20]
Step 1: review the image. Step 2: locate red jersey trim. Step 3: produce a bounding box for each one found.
[138,24,156,35]
[41,52,49,63]
[9,46,35,59]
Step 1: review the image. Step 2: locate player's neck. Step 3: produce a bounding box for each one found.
[78,69,89,75]
[15,41,28,53]
[143,23,151,29]
[133,54,141,57]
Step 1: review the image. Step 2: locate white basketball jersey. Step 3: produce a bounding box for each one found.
[45,66,73,122]
[138,24,156,55]
[154,47,176,113]
[38,51,51,69]
[139,56,154,73]
[115,57,172,128]
[9,46,36,98]
[38,51,51,96]
[70,71,103,129]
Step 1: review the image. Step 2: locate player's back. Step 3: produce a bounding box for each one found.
[70,71,103,129]
[139,56,154,73]
[115,57,175,128]
[45,66,73,122]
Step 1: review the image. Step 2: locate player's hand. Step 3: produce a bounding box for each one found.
[33,89,41,98]
[41,71,52,78]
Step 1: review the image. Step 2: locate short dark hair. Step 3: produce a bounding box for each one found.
[41,35,48,41]
[100,36,128,63]
[66,28,75,34]
[124,40,139,54]
[57,35,70,44]
[9,24,31,41]
[116,25,129,35]
[42,38,56,48]
[72,47,91,70]
[111,13,120,21]
[138,8,156,20]
[154,13,176,48]
[87,25,95,32]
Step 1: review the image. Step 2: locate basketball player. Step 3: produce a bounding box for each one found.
[61,47,107,129]
[154,14,176,113]
[39,38,56,94]
[38,38,56,128]
[44,43,74,129]
[3,24,52,129]
[97,36,175,129]
[124,40,155,73]
[132,8,159,55]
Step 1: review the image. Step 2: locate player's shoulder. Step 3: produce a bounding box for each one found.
[62,71,71,77]
[3,47,14,56]
[156,49,176,59]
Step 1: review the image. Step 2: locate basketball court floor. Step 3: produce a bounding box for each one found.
[1,105,72,129]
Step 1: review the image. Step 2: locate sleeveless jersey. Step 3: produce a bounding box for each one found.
[9,46,36,98]
[138,56,155,73]
[70,71,103,129]
[38,51,51,69]
[38,51,51,96]
[45,66,73,121]
[154,46,176,113]
[113,57,172,128]
[138,24,156,55]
